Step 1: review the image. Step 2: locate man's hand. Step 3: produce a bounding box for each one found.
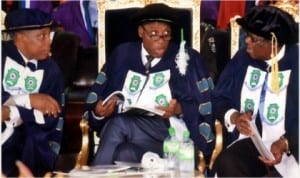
[156,99,182,119]
[1,105,10,122]
[2,160,64,178]
[1,161,34,178]
[258,137,287,166]
[30,93,61,118]
[231,111,253,136]
[94,97,117,117]
[16,160,34,178]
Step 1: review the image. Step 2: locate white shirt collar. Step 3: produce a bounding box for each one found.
[265,45,286,66]
[18,50,38,67]
[141,44,161,67]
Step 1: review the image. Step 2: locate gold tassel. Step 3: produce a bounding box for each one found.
[270,32,280,95]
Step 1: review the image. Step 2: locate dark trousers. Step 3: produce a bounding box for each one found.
[2,128,23,177]
[213,138,272,177]
[92,114,169,165]
[2,126,54,177]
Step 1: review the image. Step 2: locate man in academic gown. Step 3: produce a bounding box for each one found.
[84,3,215,166]
[212,5,299,177]
[1,9,64,177]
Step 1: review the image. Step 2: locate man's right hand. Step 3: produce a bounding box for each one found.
[1,105,10,122]
[94,97,117,117]
[29,93,61,118]
[231,111,253,136]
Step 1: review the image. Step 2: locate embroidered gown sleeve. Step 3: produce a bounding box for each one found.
[84,44,129,133]
[171,48,215,156]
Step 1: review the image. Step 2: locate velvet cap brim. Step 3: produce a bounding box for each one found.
[3,8,54,32]
[236,5,298,45]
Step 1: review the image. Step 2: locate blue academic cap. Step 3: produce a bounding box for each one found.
[3,8,54,32]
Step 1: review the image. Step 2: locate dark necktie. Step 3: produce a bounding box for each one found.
[145,55,154,73]
[256,76,268,136]
[27,62,36,71]
[255,112,262,136]
[2,122,6,132]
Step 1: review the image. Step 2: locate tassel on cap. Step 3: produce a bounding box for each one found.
[175,28,189,75]
[270,32,280,95]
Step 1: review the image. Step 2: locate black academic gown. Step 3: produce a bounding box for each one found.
[212,44,299,176]
[85,41,215,164]
[1,41,64,176]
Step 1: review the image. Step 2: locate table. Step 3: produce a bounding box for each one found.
[56,165,205,178]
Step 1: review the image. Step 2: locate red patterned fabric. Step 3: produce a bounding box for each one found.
[216,0,246,29]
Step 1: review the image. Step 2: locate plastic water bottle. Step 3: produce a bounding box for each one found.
[163,127,179,170]
[178,130,195,173]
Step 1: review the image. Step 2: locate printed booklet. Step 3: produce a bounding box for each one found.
[102,70,172,116]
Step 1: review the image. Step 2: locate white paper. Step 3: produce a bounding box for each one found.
[124,104,165,116]
[114,161,142,168]
[249,121,275,160]
[102,70,172,116]
[275,154,300,178]
[69,165,131,175]
[102,91,125,105]
[102,91,165,116]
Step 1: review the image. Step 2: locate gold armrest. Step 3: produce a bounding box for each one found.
[75,118,90,169]
[271,0,299,22]
[197,150,206,176]
[209,119,223,170]
[230,15,241,59]
[197,119,223,176]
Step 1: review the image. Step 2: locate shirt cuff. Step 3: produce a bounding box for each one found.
[13,94,32,109]
[92,111,105,120]
[225,108,238,132]
[7,106,23,127]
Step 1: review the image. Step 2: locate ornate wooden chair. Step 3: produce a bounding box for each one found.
[229,15,242,59]
[75,0,223,176]
[271,0,299,22]
[1,10,11,41]
[96,0,201,71]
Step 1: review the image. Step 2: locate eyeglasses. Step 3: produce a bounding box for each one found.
[142,25,172,41]
[246,32,266,44]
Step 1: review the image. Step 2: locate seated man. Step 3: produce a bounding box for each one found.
[84,3,214,165]
[212,5,299,177]
[1,9,64,176]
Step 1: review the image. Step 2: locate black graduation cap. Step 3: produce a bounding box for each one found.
[130,3,178,25]
[236,5,298,45]
[3,8,55,32]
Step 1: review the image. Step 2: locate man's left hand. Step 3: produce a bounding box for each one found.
[258,137,287,166]
[156,99,182,119]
